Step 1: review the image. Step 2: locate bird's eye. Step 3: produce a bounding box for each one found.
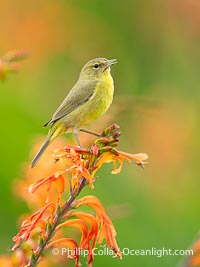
[93,63,99,69]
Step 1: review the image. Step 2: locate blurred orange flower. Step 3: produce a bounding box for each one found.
[0,50,28,80]
[13,137,68,208]
[183,238,200,267]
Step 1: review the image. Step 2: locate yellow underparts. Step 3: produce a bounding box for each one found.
[49,70,114,139]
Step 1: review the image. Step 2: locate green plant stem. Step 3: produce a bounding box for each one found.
[28,178,86,267]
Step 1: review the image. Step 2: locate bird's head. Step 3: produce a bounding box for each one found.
[79,58,117,80]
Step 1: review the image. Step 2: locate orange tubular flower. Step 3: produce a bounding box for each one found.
[52,147,95,190]
[55,219,89,249]
[47,212,99,266]
[67,211,99,248]
[73,195,122,259]
[51,126,148,192]
[94,150,148,175]
[28,174,66,202]
[10,124,148,267]
[12,202,56,251]
[66,211,99,263]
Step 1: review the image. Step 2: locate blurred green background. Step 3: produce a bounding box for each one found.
[0,0,200,266]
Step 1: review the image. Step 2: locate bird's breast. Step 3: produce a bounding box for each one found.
[61,75,114,129]
[93,74,114,112]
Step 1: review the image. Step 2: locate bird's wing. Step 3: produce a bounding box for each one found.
[44,79,97,126]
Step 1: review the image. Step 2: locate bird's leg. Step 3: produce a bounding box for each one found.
[73,128,82,147]
[79,128,101,137]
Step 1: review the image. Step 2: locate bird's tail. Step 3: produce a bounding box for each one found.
[30,122,64,168]
[30,138,50,168]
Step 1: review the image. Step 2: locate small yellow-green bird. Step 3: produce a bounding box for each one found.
[31,58,117,168]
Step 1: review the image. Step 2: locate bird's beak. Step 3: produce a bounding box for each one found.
[104,59,117,71]
[107,59,117,66]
